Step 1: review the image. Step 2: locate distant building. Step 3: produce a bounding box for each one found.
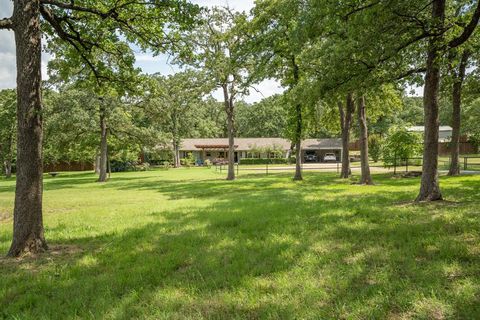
[178,138,342,164]
[407,126,453,142]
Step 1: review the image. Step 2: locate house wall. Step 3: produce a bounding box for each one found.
[179,149,291,166]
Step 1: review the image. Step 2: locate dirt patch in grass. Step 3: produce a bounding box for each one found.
[0,244,84,268]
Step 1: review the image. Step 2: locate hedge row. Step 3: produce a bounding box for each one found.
[239,158,290,165]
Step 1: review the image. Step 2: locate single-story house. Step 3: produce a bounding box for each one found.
[178,138,343,164]
[407,126,453,142]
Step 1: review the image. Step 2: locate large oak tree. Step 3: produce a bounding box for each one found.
[0,0,197,257]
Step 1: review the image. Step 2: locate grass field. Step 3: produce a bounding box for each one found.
[0,168,479,319]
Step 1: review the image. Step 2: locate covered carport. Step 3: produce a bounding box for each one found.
[301,139,342,163]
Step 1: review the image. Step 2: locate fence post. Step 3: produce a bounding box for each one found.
[406,158,408,173]
[337,161,339,173]
[237,163,239,176]
[464,157,467,171]
[266,162,269,175]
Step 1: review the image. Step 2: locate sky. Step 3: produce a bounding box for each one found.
[0,0,421,101]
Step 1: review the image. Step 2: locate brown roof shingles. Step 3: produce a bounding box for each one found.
[179,138,342,151]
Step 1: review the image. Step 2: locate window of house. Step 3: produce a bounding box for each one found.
[206,152,211,157]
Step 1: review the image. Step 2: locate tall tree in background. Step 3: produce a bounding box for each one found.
[236,95,288,138]
[0,0,198,256]
[338,94,355,179]
[0,89,16,178]
[447,50,471,176]
[177,7,250,180]
[251,0,308,181]
[146,71,211,167]
[356,95,373,185]
[303,0,480,201]
[417,0,479,201]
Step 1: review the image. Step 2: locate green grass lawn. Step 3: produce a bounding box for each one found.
[1,168,479,319]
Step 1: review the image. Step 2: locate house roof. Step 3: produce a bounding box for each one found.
[408,126,453,132]
[179,138,342,151]
[302,138,343,150]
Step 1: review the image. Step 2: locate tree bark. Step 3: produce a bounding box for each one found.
[416,0,445,202]
[173,142,181,168]
[94,154,100,174]
[4,126,14,179]
[4,160,12,179]
[293,103,303,181]
[339,93,355,179]
[357,95,373,185]
[7,0,48,257]
[223,85,235,181]
[292,57,303,181]
[98,103,108,182]
[448,50,469,176]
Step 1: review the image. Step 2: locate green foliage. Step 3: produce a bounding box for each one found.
[382,127,423,167]
[161,161,171,170]
[180,152,195,167]
[240,158,288,165]
[235,95,288,138]
[144,71,220,154]
[0,89,16,173]
[42,0,200,87]
[368,134,384,162]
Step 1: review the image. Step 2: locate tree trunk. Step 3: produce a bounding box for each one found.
[94,154,101,174]
[292,57,303,181]
[448,50,469,176]
[5,128,14,179]
[357,95,373,185]
[223,85,235,181]
[293,103,303,181]
[173,142,181,168]
[7,0,47,257]
[416,0,445,202]
[98,105,108,182]
[4,160,12,179]
[339,93,355,179]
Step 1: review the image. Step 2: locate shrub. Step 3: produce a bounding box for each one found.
[369,134,383,162]
[135,162,150,171]
[162,161,171,170]
[382,127,423,167]
[181,152,195,167]
[204,159,212,168]
[110,160,136,172]
[239,158,288,165]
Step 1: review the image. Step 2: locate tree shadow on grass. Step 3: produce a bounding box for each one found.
[1,173,479,319]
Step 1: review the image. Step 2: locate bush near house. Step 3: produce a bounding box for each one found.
[180,153,196,167]
[239,158,289,165]
[382,127,423,167]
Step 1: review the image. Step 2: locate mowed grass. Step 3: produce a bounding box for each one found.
[0,168,479,319]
